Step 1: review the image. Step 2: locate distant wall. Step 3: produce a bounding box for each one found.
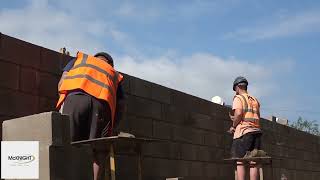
[1,33,319,180]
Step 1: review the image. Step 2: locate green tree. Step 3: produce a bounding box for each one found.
[290,117,320,136]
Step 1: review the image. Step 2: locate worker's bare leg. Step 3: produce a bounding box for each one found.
[236,162,246,180]
[93,151,107,180]
[249,162,259,180]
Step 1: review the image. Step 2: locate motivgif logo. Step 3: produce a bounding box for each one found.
[1,141,39,179]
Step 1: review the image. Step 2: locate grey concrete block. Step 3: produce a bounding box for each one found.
[2,112,75,180]
[2,112,70,146]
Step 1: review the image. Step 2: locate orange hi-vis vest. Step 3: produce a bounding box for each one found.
[233,93,261,139]
[57,51,123,128]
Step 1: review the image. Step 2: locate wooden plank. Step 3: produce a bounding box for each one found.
[109,144,116,180]
[224,156,272,161]
[71,136,161,146]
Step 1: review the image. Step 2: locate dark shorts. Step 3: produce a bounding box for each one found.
[231,131,262,158]
[62,94,111,141]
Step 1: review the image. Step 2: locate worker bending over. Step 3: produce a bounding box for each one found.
[57,51,125,180]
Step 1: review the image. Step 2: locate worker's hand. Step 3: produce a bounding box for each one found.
[227,126,235,134]
[229,112,235,121]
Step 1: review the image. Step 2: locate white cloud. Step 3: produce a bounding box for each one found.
[225,10,320,41]
[0,0,126,55]
[116,53,293,105]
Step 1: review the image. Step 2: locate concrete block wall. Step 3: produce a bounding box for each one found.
[0,33,71,139]
[1,33,320,180]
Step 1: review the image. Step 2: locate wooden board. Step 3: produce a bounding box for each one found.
[71,136,162,146]
[224,156,272,164]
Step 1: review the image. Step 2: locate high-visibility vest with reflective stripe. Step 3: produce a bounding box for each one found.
[56,51,123,128]
[233,93,260,139]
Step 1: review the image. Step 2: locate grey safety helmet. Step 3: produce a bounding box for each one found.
[233,76,248,91]
[94,52,114,67]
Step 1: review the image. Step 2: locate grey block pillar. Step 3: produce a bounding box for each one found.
[2,112,92,180]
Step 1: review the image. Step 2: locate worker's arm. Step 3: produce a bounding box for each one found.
[112,84,127,134]
[232,108,243,128]
[57,58,76,91]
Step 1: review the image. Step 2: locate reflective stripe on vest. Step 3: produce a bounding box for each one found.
[236,94,260,125]
[57,51,123,127]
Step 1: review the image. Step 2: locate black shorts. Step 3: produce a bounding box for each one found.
[62,94,111,141]
[231,132,262,158]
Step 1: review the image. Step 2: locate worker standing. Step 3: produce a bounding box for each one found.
[57,51,125,180]
[229,76,263,180]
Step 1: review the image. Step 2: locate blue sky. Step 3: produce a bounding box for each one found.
[1,0,320,124]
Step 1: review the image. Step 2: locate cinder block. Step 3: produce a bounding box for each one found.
[208,147,224,161]
[38,72,59,98]
[115,113,130,132]
[115,154,139,176]
[0,60,19,90]
[39,97,56,113]
[20,67,38,94]
[171,91,199,111]
[142,141,180,159]
[151,84,171,104]
[153,120,174,140]
[162,105,188,124]
[186,112,214,131]
[128,115,153,137]
[196,146,211,162]
[40,48,62,75]
[142,157,179,177]
[173,126,204,145]
[180,144,198,161]
[0,34,41,69]
[2,112,79,180]
[188,162,204,177]
[204,132,223,148]
[203,162,219,178]
[196,99,216,115]
[130,77,152,99]
[0,89,39,117]
[218,163,235,179]
[127,95,162,120]
[2,112,70,146]
[210,102,230,118]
